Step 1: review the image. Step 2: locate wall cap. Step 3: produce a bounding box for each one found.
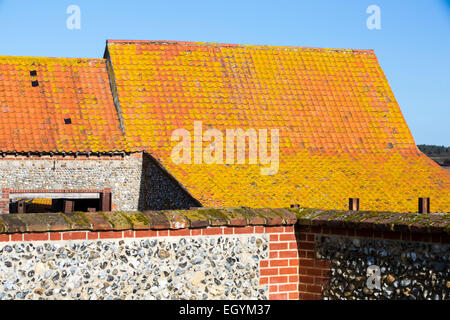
[0,208,448,235]
[0,208,295,234]
[291,208,450,234]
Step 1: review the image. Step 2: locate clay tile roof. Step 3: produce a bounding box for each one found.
[105,40,450,213]
[0,55,132,153]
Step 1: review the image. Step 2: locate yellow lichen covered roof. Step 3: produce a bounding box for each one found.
[0,55,133,152]
[106,40,450,212]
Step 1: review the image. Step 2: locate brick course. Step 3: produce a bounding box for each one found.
[260,226,299,300]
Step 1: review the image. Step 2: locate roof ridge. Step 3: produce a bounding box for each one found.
[106,39,375,54]
[0,55,106,62]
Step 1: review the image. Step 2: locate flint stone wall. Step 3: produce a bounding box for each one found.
[316,236,450,300]
[0,234,269,300]
[0,155,143,211]
[139,154,199,210]
[0,153,199,213]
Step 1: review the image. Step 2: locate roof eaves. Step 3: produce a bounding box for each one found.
[0,55,107,63]
[0,150,143,157]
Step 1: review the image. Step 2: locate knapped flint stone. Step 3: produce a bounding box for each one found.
[158,250,170,259]
[174,268,185,276]
[386,274,396,284]
[0,229,269,300]
[320,235,450,300]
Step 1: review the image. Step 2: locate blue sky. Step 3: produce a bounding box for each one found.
[0,0,449,146]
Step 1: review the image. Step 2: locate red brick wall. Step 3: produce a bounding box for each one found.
[260,226,299,300]
[295,225,331,300]
[0,188,9,214]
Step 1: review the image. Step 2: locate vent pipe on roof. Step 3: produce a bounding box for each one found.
[349,198,360,211]
[418,198,430,214]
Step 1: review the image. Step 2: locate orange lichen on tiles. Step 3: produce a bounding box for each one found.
[0,56,134,152]
[106,40,450,212]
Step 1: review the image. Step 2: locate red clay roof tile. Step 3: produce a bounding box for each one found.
[0,56,131,153]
